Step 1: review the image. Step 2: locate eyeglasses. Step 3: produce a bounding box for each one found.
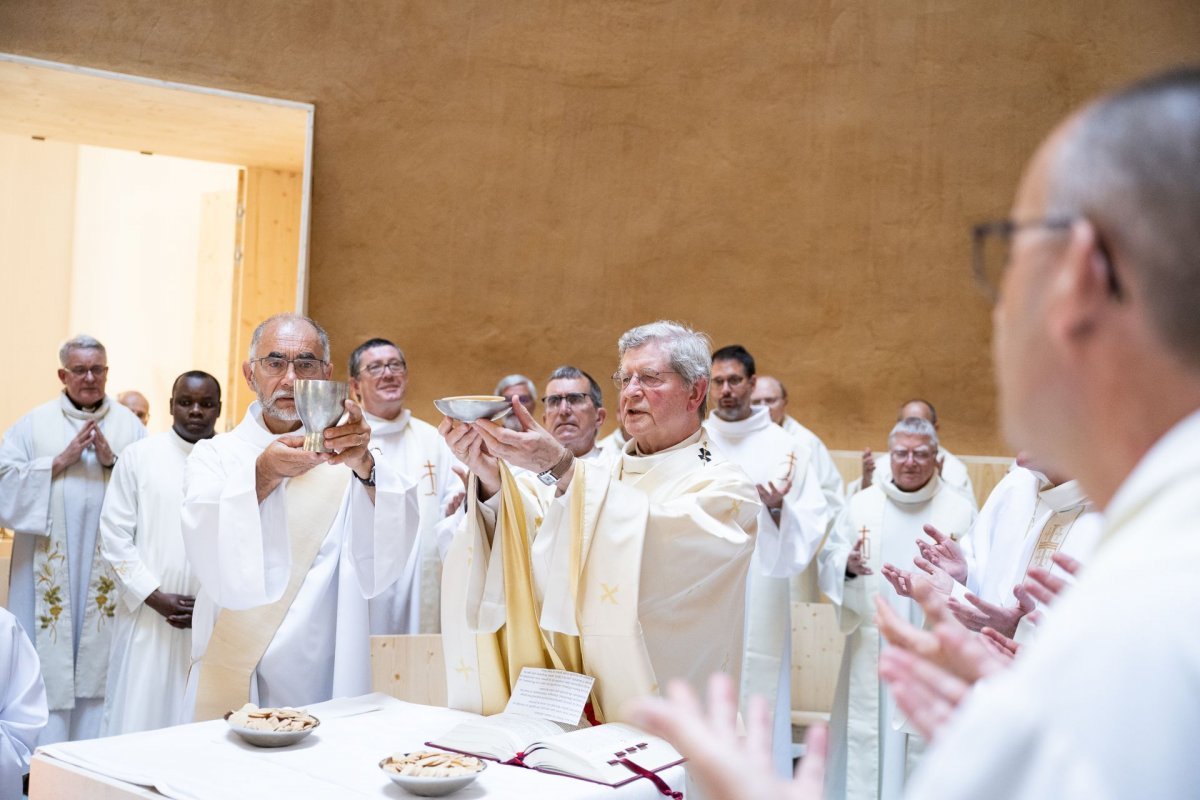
[711,375,747,389]
[543,393,593,410]
[250,356,328,378]
[64,366,108,378]
[360,360,406,378]
[612,369,677,391]
[971,216,1123,303]
[891,448,936,464]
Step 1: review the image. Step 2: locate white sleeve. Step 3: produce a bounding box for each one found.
[0,612,47,799]
[343,460,421,598]
[0,417,53,534]
[181,440,291,610]
[754,463,830,578]
[99,452,161,611]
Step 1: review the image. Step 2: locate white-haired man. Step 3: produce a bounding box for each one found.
[348,337,460,636]
[494,374,537,432]
[818,417,975,800]
[0,334,144,744]
[181,314,421,719]
[439,320,759,721]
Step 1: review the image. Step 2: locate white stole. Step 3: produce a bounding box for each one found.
[29,394,141,709]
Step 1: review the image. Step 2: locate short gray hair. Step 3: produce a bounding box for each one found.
[617,321,712,388]
[1049,68,1200,370]
[494,374,537,398]
[248,313,331,362]
[546,365,603,408]
[888,416,939,449]
[59,334,106,366]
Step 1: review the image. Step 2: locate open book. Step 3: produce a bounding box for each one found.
[428,712,685,787]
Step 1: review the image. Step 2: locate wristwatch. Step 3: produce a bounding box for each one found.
[537,449,574,486]
[354,458,377,487]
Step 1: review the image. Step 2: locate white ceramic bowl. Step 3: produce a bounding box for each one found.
[433,396,514,423]
[223,711,319,748]
[379,754,486,796]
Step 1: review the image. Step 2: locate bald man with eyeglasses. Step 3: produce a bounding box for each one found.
[180,314,422,721]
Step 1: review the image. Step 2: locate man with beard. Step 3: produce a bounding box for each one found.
[181,314,421,719]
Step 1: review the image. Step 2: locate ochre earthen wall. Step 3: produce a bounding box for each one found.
[4,1,1198,453]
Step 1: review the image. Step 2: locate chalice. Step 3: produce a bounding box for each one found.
[294,379,349,452]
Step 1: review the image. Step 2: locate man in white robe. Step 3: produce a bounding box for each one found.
[704,346,831,776]
[0,607,46,800]
[883,460,1103,640]
[116,391,150,428]
[440,321,759,721]
[625,67,1200,800]
[595,419,629,460]
[348,338,461,635]
[852,400,976,509]
[818,417,975,800]
[181,313,421,719]
[539,366,611,465]
[98,371,222,735]
[752,374,844,515]
[494,374,537,432]
[0,335,144,744]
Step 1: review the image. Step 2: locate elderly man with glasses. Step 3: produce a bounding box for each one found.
[540,365,610,463]
[346,337,462,636]
[816,416,976,800]
[437,320,759,723]
[0,334,145,745]
[180,314,421,720]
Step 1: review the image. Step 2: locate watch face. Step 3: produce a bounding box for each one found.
[537,471,557,486]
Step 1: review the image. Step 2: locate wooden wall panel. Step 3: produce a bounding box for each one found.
[228,167,302,420]
[3,1,1198,453]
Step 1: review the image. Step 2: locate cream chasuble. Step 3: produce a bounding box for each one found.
[441,429,759,721]
[98,430,200,734]
[363,409,460,635]
[705,407,830,776]
[910,410,1200,799]
[0,394,143,744]
[181,403,421,717]
[818,477,975,800]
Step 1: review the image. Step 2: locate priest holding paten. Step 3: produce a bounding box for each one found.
[181,313,422,720]
[818,416,976,800]
[438,320,759,722]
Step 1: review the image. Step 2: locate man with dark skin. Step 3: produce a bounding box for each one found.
[99,371,223,734]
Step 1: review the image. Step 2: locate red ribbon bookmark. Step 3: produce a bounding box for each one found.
[617,758,682,799]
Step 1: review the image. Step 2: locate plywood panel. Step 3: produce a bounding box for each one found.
[790,601,842,716]
[370,634,448,708]
[228,167,303,420]
[0,59,307,170]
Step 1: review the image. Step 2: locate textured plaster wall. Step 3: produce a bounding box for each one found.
[3,1,1198,453]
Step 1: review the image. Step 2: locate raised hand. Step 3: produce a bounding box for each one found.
[53,422,97,477]
[255,434,329,502]
[878,645,969,741]
[915,524,968,583]
[755,473,793,516]
[947,585,1035,637]
[1020,552,1082,606]
[471,398,567,476]
[323,399,375,480]
[980,626,1022,661]
[847,537,873,576]
[861,447,876,489]
[92,424,117,467]
[626,673,826,800]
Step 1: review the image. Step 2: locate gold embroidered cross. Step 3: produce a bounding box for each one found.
[455,659,475,681]
[423,461,437,495]
[600,583,619,604]
[466,545,474,569]
[858,525,871,560]
[730,498,743,518]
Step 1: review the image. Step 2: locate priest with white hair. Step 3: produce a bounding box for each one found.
[181,313,421,719]
[439,320,759,721]
[818,416,975,800]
